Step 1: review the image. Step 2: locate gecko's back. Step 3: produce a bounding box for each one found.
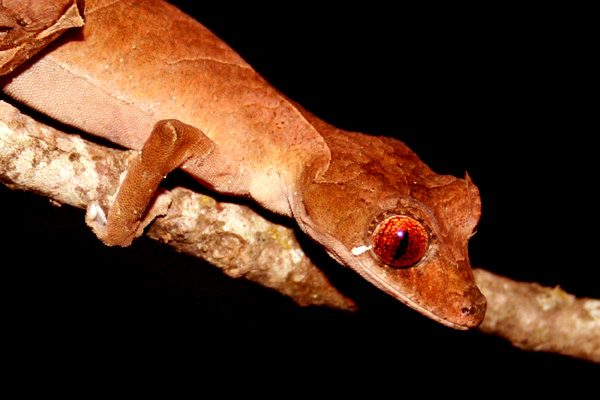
[0,0,330,205]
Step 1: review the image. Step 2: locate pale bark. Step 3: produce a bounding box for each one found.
[1,99,598,363]
[473,268,599,363]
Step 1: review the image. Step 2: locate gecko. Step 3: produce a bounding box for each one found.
[0,0,486,329]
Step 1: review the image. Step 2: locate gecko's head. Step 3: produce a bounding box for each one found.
[294,130,486,329]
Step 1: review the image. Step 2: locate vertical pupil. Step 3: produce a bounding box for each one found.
[372,215,429,268]
[393,229,409,260]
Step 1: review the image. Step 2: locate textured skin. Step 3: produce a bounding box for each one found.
[297,114,485,327]
[0,0,486,329]
[0,0,84,75]
[1,0,331,214]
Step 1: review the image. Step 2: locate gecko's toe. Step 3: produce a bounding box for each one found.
[85,202,108,240]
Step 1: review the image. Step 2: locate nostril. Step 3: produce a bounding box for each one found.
[461,306,475,316]
[461,293,487,327]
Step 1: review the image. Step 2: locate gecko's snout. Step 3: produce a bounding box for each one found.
[450,287,487,329]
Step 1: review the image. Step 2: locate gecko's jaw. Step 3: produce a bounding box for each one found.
[390,282,486,330]
[386,276,486,330]
[402,278,487,330]
[347,253,487,330]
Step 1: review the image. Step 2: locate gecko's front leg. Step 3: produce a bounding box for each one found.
[87,119,215,247]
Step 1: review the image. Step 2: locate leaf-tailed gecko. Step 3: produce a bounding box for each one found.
[0,0,486,329]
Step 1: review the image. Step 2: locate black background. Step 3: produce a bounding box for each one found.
[2,1,597,387]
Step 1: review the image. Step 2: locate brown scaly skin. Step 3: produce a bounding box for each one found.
[0,0,485,329]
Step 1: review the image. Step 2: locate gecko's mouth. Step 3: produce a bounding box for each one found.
[348,255,487,330]
[378,275,485,329]
[407,287,487,330]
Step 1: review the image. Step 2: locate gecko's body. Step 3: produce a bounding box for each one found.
[2,0,324,215]
[0,0,486,329]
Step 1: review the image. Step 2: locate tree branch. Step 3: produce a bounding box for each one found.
[1,99,598,363]
[474,268,599,363]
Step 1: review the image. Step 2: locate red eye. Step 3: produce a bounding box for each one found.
[371,215,429,267]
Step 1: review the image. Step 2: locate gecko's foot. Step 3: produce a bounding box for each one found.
[85,190,173,247]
